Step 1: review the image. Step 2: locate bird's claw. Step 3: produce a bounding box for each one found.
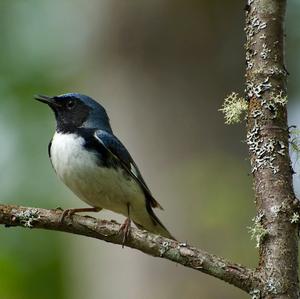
[59,207,101,224]
[59,209,75,223]
[119,218,131,247]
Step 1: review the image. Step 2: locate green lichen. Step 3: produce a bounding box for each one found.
[250,288,261,299]
[248,213,267,248]
[159,241,171,256]
[273,91,288,106]
[289,128,300,175]
[246,77,272,99]
[219,92,248,124]
[14,208,40,228]
[290,129,300,156]
[247,121,283,174]
[290,212,300,224]
[265,278,282,294]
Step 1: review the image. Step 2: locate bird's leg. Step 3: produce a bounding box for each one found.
[119,218,131,246]
[119,203,131,247]
[60,207,102,223]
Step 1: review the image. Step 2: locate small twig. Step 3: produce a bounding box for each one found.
[0,204,260,293]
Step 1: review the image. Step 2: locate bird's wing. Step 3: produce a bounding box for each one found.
[94,130,163,210]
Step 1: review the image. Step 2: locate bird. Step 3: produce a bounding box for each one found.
[35,93,175,242]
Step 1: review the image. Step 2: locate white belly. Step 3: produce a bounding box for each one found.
[50,132,146,217]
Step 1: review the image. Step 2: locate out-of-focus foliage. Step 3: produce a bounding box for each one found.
[0,1,299,299]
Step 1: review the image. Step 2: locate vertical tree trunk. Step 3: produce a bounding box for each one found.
[245,0,299,298]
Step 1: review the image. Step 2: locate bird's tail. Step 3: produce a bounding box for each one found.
[133,204,176,240]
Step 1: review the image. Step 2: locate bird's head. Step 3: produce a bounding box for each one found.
[35,93,112,133]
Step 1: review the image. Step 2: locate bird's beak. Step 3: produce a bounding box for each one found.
[34,95,61,107]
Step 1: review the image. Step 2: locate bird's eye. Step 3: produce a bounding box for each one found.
[66,100,76,110]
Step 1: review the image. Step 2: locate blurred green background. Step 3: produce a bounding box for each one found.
[0,1,299,298]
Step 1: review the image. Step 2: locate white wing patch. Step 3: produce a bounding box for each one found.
[93,130,164,210]
[94,132,105,146]
[130,162,139,178]
[95,131,140,180]
[94,130,119,160]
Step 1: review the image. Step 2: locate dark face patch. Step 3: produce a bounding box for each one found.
[51,97,91,133]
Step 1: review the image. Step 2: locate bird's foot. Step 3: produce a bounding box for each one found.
[119,218,131,247]
[60,207,101,223]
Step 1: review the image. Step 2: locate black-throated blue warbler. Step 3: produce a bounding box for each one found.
[35,93,174,241]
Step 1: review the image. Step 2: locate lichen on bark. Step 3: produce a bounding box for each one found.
[245,0,299,298]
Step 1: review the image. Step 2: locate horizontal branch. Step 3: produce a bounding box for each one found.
[0,204,260,293]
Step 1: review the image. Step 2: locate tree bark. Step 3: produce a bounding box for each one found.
[0,1,298,298]
[245,0,299,298]
[0,204,260,293]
